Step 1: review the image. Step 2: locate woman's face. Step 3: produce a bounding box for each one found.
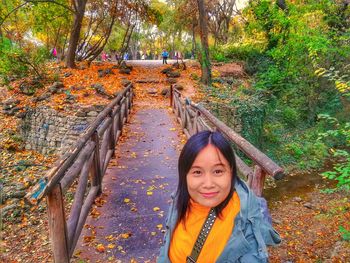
[186,144,232,208]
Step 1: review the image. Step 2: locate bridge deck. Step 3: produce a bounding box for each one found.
[75,101,181,262]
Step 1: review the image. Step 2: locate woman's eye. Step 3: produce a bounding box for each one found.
[192,170,202,176]
[214,169,224,175]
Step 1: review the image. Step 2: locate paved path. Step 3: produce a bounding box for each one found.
[75,68,183,262]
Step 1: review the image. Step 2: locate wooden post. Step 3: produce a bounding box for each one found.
[92,132,102,194]
[249,165,266,197]
[170,85,173,107]
[46,184,69,263]
[108,111,116,158]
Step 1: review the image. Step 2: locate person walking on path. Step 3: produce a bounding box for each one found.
[158,131,281,263]
[162,49,169,64]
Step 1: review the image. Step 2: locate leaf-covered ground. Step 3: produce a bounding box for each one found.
[1,61,349,262]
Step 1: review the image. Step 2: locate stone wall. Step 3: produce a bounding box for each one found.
[20,105,105,155]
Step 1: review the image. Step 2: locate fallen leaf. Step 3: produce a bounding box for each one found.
[96,243,105,253]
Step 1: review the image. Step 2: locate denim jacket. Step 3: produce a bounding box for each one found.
[157,177,281,263]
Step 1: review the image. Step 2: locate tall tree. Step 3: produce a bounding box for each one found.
[66,0,88,68]
[196,0,211,85]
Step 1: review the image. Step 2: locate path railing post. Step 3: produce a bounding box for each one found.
[170,85,173,107]
[92,132,102,194]
[249,165,266,197]
[46,184,69,263]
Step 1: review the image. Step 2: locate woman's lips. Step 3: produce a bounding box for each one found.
[201,192,219,198]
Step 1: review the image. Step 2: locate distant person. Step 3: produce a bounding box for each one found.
[162,49,169,64]
[123,52,129,60]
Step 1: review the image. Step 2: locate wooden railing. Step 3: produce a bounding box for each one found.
[170,86,284,196]
[26,84,133,262]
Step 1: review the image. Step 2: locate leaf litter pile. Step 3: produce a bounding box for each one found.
[0,61,349,262]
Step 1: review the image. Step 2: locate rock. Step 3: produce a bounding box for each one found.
[16,111,27,119]
[303,202,313,209]
[119,68,131,74]
[98,69,106,78]
[19,81,36,95]
[166,78,177,84]
[66,94,77,104]
[75,111,86,117]
[292,197,302,203]
[166,71,180,78]
[2,98,20,108]
[49,81,64,94]
[121,79,131,87]
[104,68,114,75]
[71,85,84,91]
[147,88,158,95]
[37,93,51,102]
[161,67,173,74]
[161,88,171,98]
[91,83,113,99]
[87,111,98,117]
[64,72,72,77]
[4,106,22,116]
[161,88,170,96]
[173,84,184,90]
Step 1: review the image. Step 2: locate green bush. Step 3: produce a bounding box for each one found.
[0,37,50,80]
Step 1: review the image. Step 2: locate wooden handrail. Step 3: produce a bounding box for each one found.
[170,86,285,196]
[25,83,134,262]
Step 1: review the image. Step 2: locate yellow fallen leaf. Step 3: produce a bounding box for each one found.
[157,224,163,230]
[169,128,176,131]
[151,232,157,236]
[131,207,138,212]
[124,198,130,203]
[147,191,153,196]
[96,243,105,253]
[153,207,160,211]
[121,233,132,239]
[105,235,114,241]
[107,243,116,249]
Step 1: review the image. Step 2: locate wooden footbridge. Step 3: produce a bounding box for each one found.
[26,83,284,262]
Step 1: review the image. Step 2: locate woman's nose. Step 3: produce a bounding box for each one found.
[202,174,215,188]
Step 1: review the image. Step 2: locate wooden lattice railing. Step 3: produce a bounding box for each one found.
[26,84,133,262]
[170,86,284,196]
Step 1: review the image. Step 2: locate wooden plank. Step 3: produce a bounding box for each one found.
[249,165,266,197]
[99,126,111,168]
[46,184,69,263]
[108,111,116,158]
[235,155,253,181]
[69,186,99,257]
[66,154,93,248]
[91,133,102,194]
[60,141,95,192]
[103,149,114,174]
[97,117,112,137]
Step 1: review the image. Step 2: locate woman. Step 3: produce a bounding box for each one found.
[158,131,281,263]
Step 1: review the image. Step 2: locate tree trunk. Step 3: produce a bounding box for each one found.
[66,0,88,68]
[196,0,211,85]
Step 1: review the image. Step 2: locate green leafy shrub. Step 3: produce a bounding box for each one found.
[0,37,50,80]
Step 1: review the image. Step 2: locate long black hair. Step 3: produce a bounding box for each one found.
[176,130,237,226]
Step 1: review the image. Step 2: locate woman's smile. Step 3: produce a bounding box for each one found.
[200,192,219,198]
